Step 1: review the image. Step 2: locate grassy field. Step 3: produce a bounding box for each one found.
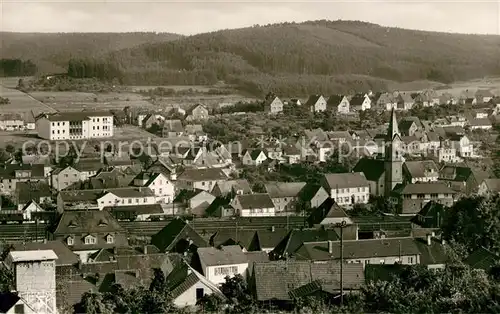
[28,91,157,112]
[0,85,57,116]
[0,76,34,88]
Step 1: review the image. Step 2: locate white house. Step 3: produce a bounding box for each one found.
[0,113,24,131]
[133,172,175,203]
[96,187,156,210]
[350,94,371,111]
[241,149,267,166]
[36,111,114,140]
[321,172,370,206]
[450,135,474,158]
[265,96,284,114]
[197,245,249,285]
[327,95,350,114]
[231,193,276,217]
[305,95,327,113]
[477,178,500,196]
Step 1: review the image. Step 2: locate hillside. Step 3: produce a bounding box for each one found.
[106,20,500,96]
[0,32,182,73]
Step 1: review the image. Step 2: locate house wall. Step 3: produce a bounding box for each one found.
[173,280,214,307]
[240,207,275,217]
[35,118,51,140]
[52,167,81,191]
[402,194,454,214]
[312,97,327,112]
[97,192,156,210]
[205,263,248,285]
[330,186,369,206]
[345,254,420,269]
[309,188,329,208]
[269,98,283,114]
[14,260,56,314]
[146,174,175,203]
[338,98,350,113]
[87,115,114,138]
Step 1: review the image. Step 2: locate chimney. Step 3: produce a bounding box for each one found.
[426,234,432,246]
[431,231,435,237]
[113,247,118,255]
[328,240,333,254]
[144,245,148,255]
[77,259,83,270]
[170,169,177,181]
[271,226,275,232]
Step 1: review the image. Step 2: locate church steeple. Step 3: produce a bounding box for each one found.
[387,109,400,141]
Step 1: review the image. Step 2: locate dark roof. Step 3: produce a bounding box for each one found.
[253,260,364,301]
[0,164,45,180]
[234,193,274,209]
[482,179,500,193]
[439,165,473,182]
[249,149,266,160]
[404,160,438,179]
[265,182,307,198]
[44,111,112,122]
[465,247,500,271]
[151,218,208,252]
[295,238,420,261]
[400,183,455,195]
[353,158,385,181]
[364,264,407,282]
[178,168,228,181]
[350,94,368,107]
[12,240,78,266]
[162,119,184,133]
[298,184,325,202]
[271,229,339,259]
[323,172,369,189]
[304,95,324,107]
[103,204,163,215]
[15,181,51,203]
[53,210,125,235]
[414,238,449,266]
[73,159,105,172]
[213,179,252,196]
[0,292,20,313]
[411,201,445,228]
[327,95,347,107]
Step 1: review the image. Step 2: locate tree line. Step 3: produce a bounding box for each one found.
[0,59,37,77]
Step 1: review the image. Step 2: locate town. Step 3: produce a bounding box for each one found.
[1,78,500,313]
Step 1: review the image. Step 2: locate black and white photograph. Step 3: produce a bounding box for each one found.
[0,0,500,313]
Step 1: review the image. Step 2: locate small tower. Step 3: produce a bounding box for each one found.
[5,250,58,314]
[384,109,403,196]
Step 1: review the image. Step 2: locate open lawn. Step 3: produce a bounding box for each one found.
[0,85,57,116]
[0,76,34,89]
[129,85,215,92]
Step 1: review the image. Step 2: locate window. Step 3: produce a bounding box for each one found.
[67,237,74,246]
[14,304,25,314]
[128,199,132,204]
[408,256,414,264]
[106,235,114,244]
[214,266,238,276]
[85,236,96,245]
[143,198,147,203]
[136,198,139,203]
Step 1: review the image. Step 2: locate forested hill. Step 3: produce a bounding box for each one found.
[0,32,182,73]
[105,20,500,95]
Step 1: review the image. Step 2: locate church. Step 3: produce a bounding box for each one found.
[353,109,456,214]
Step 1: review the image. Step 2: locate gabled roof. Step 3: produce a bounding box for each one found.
[0,164,45,180]
[162,119,184,133]
[271,228,339,259]
[265,182,307,198]
[304,95,324,107]
[353,158,385,181]
[151,218,207,252]
[404,160,438,179]
[167,261,225,300]
[327,94,348,107]
[414,237,449,266]
[248,149,266,160]
[411,201,445,228]
[177,168,228,182]
[350,93,369,107]
[12,240,78,266]
[465,247,500,271]
[469,118,492,127]
[253,260,364,301]
[322,172,369,189]
[212,179,252,196]
[400,183,455,195]
[53,210,125,235]
[234,193,274,209]
[197,245,248,267]
[16,181,51,203]
[482,178,500,193]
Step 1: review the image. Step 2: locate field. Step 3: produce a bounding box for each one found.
[28,91,158,112]
[0,85,57,116]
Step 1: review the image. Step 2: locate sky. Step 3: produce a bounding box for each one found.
[1,1,500,35]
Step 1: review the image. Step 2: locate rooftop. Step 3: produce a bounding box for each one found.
[8,249,58,262]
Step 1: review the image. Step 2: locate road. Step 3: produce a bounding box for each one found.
[0,216,307,242]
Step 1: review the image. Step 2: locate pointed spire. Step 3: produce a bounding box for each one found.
[387,109,400,140]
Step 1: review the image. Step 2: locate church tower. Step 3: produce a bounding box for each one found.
[384,109,403,196]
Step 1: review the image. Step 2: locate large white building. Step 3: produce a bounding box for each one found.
[36,111,114,140]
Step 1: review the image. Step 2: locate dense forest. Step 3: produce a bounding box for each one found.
[0,59,37,77]
[0,32,181,73]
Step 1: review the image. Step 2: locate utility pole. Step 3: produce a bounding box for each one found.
[336,220,347,306]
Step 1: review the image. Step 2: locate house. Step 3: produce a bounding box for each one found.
[469,118,492,130]
[11,240,79,267]
[196,245,249,285]
[36,111,113,140]
[133,172,175,203]
[396,92,414,110]
[264,96,284,114]
[326,95,350,114]
[15,181,52,210]
[321,172,370,206]
[430,146,461,163]
[166,261,226,307]
[403,160,439,183]
[475,89,494,103]
[396,183,456,215]
[289,98,302,106]
[51,166,82,191]
[375,92,397,111]
[449,134,474,158]
[0,164,46,195]
[305,95,327,113]
[270,229,339,260]
[0,113,24,131]
[104,204,164,221]
[176,168,228,192]
[211,179,252,198]
[350,93,371,111]
[294,237,421,267]
[142,113,165,130]
[438,165,484,195]
[477,178,500,196]
[185,104,209,121]
[264,182,307,213]
[411,201,445,229]
[73,158,105,181]
[447,115,467,127]
[464,247,500,272]
[352,158,385,196]
[399,117,421,136]
[231,193,275,217]
[241,149,267,166]
[162,119,184,138]
[151,218,208,253]
[252,260,364,304]
[184,124,207,142]
[307,199,355,227]
[187,190,216,216]
[297,184,329,210]
[50,210,128,262]
[413,236,448,269]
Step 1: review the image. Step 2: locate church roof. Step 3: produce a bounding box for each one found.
[387,109,400,140]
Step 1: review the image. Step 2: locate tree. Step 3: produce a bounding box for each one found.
[0,266,13,293]
[76,291,113,314]
[220,274,256,313]
[5,144,15,155]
